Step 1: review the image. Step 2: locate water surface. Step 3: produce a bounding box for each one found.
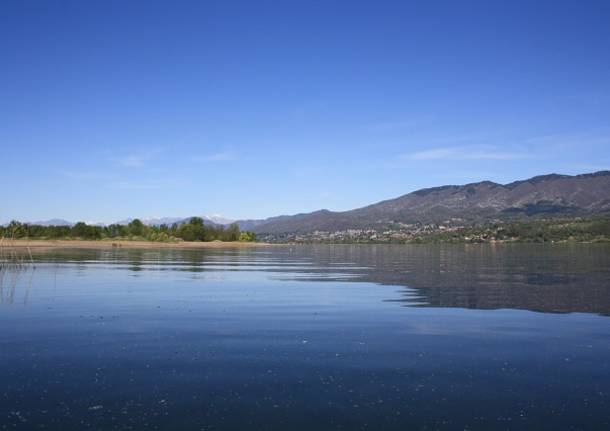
[1,244,610,430]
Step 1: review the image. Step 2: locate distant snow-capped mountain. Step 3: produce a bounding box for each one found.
[5,215,236,227]
[115,217,185,226]
[31,219,73,226]
[203,214,235,225]
[115,215,235,226]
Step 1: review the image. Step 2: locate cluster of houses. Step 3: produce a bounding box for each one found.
[257,221,467,243]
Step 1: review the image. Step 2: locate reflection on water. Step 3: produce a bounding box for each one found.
[8,243,610,315]
[1,244,610,430]
[0,267,35,306]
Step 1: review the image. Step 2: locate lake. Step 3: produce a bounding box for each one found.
[1,244,610,430]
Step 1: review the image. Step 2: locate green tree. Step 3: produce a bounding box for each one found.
[71,222,89,238]
[189,217,204,226]
[128,219,146,236]
[239,231,255,242]
[225,223,240,241]
[177,223,198,241]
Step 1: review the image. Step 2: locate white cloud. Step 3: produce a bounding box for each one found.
[567,163,610,172]
[404,146,531,161]
[112,148,164,168]
[116,155,147,167]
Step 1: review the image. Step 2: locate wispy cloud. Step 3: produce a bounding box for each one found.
[112,148,164,168]
[193,151,236,162]
[567,163,610,172]
[116,155,147,168]
[403,146,531,161]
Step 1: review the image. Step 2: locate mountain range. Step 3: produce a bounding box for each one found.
[18,171,610,234]
[115,215,235,227]
[238,171,610,234]
[27,215,235,228]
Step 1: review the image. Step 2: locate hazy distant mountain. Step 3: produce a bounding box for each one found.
[31,219,73,226]
[115,215,235,227]
[115,217,185,226]
[203,215,235,225]
[239,171,610,234]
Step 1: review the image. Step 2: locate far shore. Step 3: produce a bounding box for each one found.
[0,239,274,250]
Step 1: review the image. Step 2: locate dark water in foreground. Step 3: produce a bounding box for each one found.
[1,244,610,430]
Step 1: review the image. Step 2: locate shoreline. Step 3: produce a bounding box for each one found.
[0,239,273,250]
[1,238,607,250]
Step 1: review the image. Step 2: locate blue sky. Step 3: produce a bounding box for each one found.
[2,0,610,223]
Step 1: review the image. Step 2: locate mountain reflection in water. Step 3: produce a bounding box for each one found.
[8,243,610,315]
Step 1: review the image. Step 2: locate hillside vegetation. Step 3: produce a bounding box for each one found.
[415,217,610,244]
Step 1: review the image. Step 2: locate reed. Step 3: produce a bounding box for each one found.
[0,236,34,270]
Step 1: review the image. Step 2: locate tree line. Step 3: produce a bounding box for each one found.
[0,218,256,242]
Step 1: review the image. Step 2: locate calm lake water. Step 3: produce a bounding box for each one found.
[1,244,610,430]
